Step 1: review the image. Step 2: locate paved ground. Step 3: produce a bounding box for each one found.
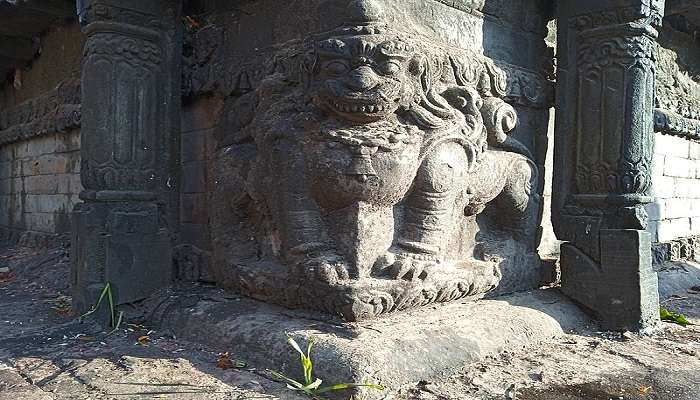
[1,244,699,400]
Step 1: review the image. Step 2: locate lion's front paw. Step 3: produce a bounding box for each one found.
[301,252,351,284]
[375,250,438,281]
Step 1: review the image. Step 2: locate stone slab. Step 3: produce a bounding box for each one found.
[147,286,592,399]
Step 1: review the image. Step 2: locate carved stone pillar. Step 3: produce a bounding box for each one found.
[71,0,182,313]
[553,0,664,330]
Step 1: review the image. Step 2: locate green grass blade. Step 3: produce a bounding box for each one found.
[314,382,386,394]
[79,282,110,321]
[106,311,124,336]
[268,369,304,389]
[106,282,116,327]
[304,338,314,385]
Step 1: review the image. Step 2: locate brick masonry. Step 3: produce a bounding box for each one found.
[648,134,700,244]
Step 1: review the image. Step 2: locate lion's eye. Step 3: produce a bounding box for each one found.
[378,61,401,75]
[323,60,349,75]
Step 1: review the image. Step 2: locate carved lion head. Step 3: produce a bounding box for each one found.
[308,36,419,124]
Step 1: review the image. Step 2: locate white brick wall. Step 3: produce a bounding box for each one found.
[649,133,700,242]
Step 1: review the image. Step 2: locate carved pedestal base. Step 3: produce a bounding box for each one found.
[213,237,542,321]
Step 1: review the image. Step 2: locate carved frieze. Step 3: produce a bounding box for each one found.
[0,78,81,145]
[182,16,553,108]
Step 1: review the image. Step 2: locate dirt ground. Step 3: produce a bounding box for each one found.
[1,244,699,400]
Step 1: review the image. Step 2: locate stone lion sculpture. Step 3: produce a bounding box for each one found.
[210,2,542,319]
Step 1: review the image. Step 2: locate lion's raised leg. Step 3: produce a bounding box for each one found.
[376,141,469,280]
[491,152,542,249]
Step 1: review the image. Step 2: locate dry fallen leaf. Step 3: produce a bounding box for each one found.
[216,352,245,369]
[137,335,150,345]
[639,385,652,394]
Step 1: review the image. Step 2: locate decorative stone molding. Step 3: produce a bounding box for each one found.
[0,79,81,146]
[182,18,554,108]
[652,235,700,265]
[654,108,700,139]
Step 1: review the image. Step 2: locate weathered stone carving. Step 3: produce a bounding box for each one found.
[72,0,182,313]
[211,0,542,320]
[0,78,81,146]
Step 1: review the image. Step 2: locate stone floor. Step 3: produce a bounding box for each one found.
[0,244,699,400]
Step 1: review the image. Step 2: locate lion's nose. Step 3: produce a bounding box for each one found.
[345,66,379,91]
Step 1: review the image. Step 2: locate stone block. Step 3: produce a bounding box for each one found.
[657,218,692,242]
[28,135,58,156]
[651,154,665,181]
[646,220,659,242]
[181,161,207,194]
[14,142,30,159]
[0,146,12,162]
[37,153,73,175]
[0,162,11,179]
[690,142,700,160]
[655,134,690,158]
[180,192,209,224]
[54,130,81,153]
[24,174,58,195]
[25,194,70,213]
[692,217,700,235]
[0,178,11,193]
[23,212,56,233]
[57,174,71,194]
[180,222,211,250]
[69,173,83,194]
[181,96,224,133]
[652,176,677,199]
[645,201,661,221]
[664,156,696,178]
[181,131,207,163]
[660,198,693,220]
[561,230,659,331]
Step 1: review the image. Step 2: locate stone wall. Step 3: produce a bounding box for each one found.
[647,15,700,263]
[648,134,700,243]
[0,131,81,244]
[0,22,84,245]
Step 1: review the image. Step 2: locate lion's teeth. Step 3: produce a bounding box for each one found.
[368,105,376,113]
[360,106,366,112]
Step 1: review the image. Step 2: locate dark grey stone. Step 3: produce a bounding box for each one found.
[552,0,664,331]
[71,0,183,312]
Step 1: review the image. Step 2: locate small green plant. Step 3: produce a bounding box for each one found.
[660,306,693,327]
[79,282,124,334]
[269,336,384,398]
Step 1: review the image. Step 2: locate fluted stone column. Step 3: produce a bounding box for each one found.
[553,0,664,331]
[72,0,182,313]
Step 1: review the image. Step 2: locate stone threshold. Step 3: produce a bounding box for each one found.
[144,286,593,399]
